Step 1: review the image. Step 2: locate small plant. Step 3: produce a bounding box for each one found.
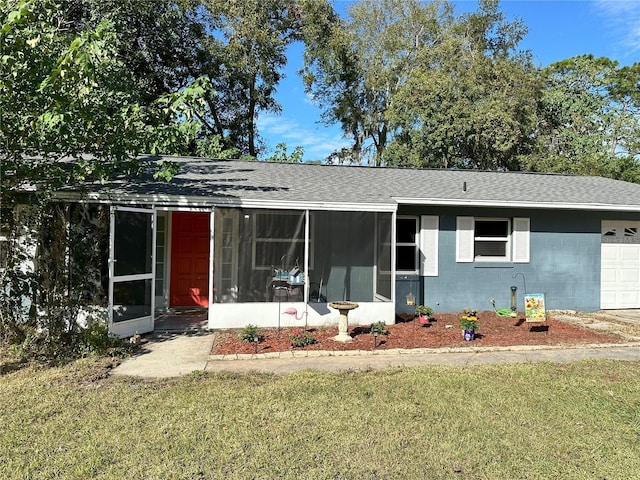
[370,321,388,336]
[238,324,261,343]
[415,305,433,317]
[460,308,479,332]
[290,329,316,347]
[415,305,433,325]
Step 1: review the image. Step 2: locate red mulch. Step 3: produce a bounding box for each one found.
[212,310,626,355]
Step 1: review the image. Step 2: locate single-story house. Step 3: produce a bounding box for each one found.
[49,156,640,337]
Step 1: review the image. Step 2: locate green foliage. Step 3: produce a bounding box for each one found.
[9,319,127,365]
[265,143,304,163]
[370,321,388,336]
[238,324,261,343]
[289,329,316,347]
[521,55,640,182]
[414,305,433,317]
[302,0,536,168]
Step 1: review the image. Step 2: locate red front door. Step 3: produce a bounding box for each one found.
[170,212,210,307]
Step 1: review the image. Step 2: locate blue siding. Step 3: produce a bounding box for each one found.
[396,275,422,315]
[395,207,639,314]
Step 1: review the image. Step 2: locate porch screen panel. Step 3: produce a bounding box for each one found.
[310,211,382,303]
[376,213,393,301]
[112,280,152,322]
[214,208,306,303]
[113,211,152,276]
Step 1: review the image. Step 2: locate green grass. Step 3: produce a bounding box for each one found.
[1,356,639,479]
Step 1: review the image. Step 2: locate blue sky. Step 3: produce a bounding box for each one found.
[257,0,640,162]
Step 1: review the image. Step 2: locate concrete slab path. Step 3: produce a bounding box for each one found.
[112,334,640,378]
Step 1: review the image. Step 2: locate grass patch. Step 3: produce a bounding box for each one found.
[1,358,639,479]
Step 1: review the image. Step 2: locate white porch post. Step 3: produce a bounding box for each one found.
[208,209,215,328]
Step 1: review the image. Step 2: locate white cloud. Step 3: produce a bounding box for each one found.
[592,0,640,60]
[257,113,350,162]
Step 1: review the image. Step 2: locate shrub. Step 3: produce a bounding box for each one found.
[370,321,388,335]
[290,329,315,347]
[238,324,260,343]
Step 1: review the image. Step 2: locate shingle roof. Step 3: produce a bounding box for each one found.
[64,156,640,212]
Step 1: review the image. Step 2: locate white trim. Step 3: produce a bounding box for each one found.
[55,192,397,213]
[304,209,310,305]
[393,197,640,212]
[55,191,640,213]
[208,211,215,311]
[473,217,512,262]
[420,215,439,276]
[391,210,397,306]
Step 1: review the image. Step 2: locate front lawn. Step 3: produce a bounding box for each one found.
[1,356,639,479]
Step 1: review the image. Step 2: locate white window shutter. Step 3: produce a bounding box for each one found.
[456,216,474,263]
[420,215,439,276]
[513,217,530,263]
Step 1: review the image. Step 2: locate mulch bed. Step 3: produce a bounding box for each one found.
[212,310,626,355]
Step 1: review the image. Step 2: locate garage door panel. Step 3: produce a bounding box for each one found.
[620,246,640,261]
[601,246,618,261]
[601,221,640,309]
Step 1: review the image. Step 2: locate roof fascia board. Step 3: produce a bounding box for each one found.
[53,191,397,213]
[393,197,640,212]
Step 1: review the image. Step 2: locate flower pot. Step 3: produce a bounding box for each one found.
[463,330,475,341]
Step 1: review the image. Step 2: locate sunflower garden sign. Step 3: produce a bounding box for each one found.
[524,293,546,323]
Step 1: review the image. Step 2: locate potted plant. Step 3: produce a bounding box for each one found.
[460,308,478,341]
[415,305,434,326]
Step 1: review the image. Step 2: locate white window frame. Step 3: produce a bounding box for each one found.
[474,217,512,262]
[457,216,530,263]
[395,216,420,274]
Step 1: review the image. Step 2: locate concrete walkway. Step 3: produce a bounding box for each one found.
[112,333,640,379]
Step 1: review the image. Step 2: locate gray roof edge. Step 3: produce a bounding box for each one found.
[53,191,397,212]
[394,197,640,212]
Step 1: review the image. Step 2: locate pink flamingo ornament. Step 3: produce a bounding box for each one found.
[283,307,305,321]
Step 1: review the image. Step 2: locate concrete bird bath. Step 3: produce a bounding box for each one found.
[329,301,359,343]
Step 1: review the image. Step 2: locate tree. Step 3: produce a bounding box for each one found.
[302,0,451,166]
[522,55,640,182]
[387,0,539,170]
[301,0,537,168]
[0,0,200,356]
[191,0,331,158]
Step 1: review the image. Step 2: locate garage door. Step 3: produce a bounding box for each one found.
[601,221,640,309]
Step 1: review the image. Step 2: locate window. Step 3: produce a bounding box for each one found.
[396,217,419,272]
[457,216,530,263]
[474,219,510,260]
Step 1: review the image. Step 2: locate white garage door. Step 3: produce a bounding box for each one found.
[601,221,640,309]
